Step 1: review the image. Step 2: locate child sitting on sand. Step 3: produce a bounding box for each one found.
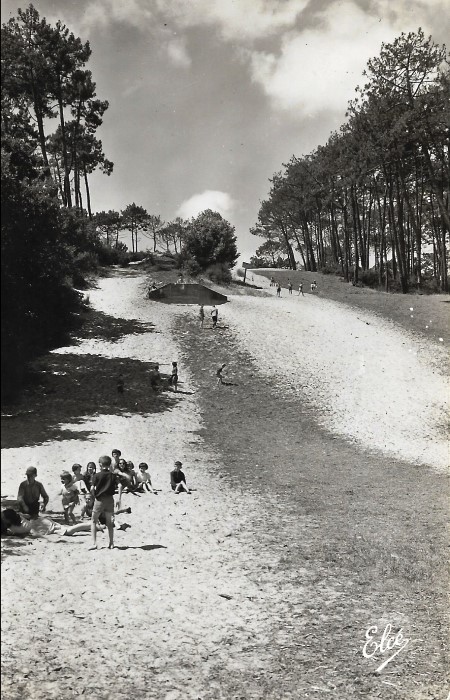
[216,363,226,386]
[59,471,79,524]
[136,463,156,493]
[170,460,191,494]
[17,467,49,519]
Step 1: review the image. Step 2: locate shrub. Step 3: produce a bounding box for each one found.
[321,262,342,275]
[205,263,232,285]
[359,269,380,288]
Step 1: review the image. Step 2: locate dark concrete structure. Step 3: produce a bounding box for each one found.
[148,283,228,305]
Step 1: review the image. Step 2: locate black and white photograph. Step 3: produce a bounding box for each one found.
[1,1,449,698]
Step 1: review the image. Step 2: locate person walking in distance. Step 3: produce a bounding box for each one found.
[211,305,219,328]
[169,361,178,392]
[216,363,226,386]
[276,283,281,297]
[298,282,304,296]
[288,280,293,294]
[199,305,205,328]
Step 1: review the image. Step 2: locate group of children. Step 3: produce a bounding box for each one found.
[270,277,318,296]
[118,361,179,395]
[3,450,192,549]
[198,304,219,328]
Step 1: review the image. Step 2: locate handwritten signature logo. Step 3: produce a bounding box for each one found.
[362,623,409,673]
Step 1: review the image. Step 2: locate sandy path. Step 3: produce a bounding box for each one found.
[224,273,448,471]
[2,270,449,699]
[1,273,292,700]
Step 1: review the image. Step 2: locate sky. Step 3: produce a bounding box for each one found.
[2,0,449,261]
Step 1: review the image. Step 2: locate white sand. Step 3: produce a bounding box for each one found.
[1,270,448,699]
[224,272,448,471]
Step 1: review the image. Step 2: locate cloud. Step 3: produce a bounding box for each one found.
[81,0,154,31]
[157,0,307,41]
[246,1,421,115]
[165,37,191,67]
[81,0,306,40]
[176,190,235,219]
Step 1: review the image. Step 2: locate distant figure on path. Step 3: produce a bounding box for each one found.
[216,363,226,386]
[199,305,205,328]
[298,283,304,296]
[311,280,318,292]
[211,305,219,328]
[149,363,162,391]
[17,467,49,519]
[276,283,281,297]
[169,361,178,391]
[288,281,293,294]
[170,461,191,494]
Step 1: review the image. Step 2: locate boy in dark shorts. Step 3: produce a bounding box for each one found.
[17,467,49,519]
[90,455,123,549]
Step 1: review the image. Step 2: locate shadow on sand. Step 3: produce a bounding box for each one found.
[114,544,167,551]
[72,309,157,344]
[1,353,179,449]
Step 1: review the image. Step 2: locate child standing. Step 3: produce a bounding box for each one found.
[170,361,178,391]
[59,471,79,524]
[211,305,219,328]
[199,305,205,328]
[298,283,304,296]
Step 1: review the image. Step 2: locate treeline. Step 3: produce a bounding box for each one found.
[93,207,239,283]
[251,30,449,293]
[1,5,117,400]
[93,208,189,255]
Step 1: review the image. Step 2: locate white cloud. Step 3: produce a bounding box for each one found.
[177,190,235,219]
[157,0,306,41]
[247,1,420,115]
[81,0,154,31]
[81,0,306,40]
[165,37,191,67]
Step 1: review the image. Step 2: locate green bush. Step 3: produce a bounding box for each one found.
[205,263,232,285]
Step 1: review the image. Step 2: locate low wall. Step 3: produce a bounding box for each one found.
[148,283,228,305]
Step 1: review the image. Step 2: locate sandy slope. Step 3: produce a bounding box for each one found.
[226,272,448,471]
[1,273,292,700]
[1,270,448,700]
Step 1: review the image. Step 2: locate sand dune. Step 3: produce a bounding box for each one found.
[225,272,448,471]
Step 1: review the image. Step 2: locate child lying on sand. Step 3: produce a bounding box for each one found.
[1,509,104,538]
